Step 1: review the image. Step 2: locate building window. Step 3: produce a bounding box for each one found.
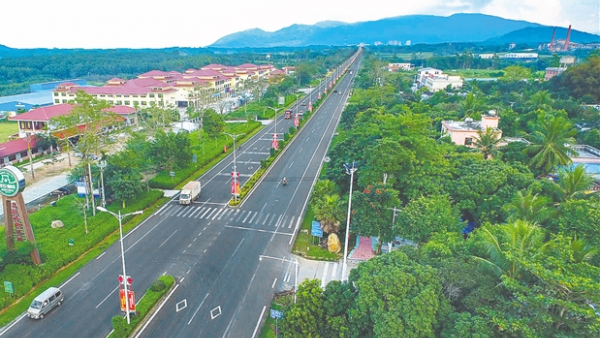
[124,95,129,98]
[116,101,122,105]
[116,95,122,98]
[108,95,113,97]
[465,138,473,146]
[55,99,60,103]
[108,100,114,104]
[100,94,106,97]
[158,94,163,98]
[62,99,67,103]
[61,93,66,96]
[54,92,58,96]
[133,101,138,105]
[133,95,138,98]
[149,94,155,98]
[141,101,147,105]
[124,101,130,105]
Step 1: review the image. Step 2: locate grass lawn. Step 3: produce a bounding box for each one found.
[446,69,504,78]
[292,206,342,261]
[0,121,19,142]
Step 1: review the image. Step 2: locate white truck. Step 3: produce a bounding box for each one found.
[179,181,201,205]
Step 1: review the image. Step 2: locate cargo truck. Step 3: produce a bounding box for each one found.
[179,181,201,205]
[285,110,292,119]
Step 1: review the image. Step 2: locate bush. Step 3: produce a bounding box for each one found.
[111,316,131,338]
[150,279,166,292]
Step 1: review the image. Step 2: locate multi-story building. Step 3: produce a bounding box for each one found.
[386,63,413,71]
[441,111,502,147]
[544,67,566,81]
[51,63,279,109]
[414,68,463,92]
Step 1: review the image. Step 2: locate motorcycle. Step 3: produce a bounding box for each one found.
[282,178,288,186]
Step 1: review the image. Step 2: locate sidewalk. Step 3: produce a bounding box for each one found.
[278,256,358,292]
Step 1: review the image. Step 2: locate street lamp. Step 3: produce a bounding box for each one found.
[96,206,143,324]
[266,106,284,138]
[259,255,299,303]
[294,93,300,116]
[342,162,358,282]
[99,160,107,207]
[222,132,245,201]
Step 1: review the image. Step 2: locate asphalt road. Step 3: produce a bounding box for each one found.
[0,50,362,338]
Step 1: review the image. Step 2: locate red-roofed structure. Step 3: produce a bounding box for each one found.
[0,135,41,167]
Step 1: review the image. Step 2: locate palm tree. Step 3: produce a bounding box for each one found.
[556,165,596,201]
[502,190,556,225]
[474,127,502,159]
[528,90,553,110]
[459,92,483,118]
[527,116,578,174]
[473,220,552,280]
[569,237,598,263]
[313,194,344,234]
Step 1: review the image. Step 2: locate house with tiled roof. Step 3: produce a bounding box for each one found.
[9,103,135,139]
[0,135,44,167]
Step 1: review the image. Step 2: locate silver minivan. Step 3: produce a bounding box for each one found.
[27,287,64,319]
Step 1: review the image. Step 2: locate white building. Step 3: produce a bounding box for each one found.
[414,67,463,92]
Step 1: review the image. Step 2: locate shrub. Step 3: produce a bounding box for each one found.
[150,279,166,292]
[111,315,130,338]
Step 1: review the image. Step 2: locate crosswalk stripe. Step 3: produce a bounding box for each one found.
[268,214,277,226]
[275,214,283,227]
[321,263,330,289]
[288,216,295,229]
[235,210,245,222]
[242,211,252,223]
[175,207,187,217]
[188,207,202,218]
[219,209,231,220]
[254,213,263,224]
[262,213,270,225]
[231,209,240,221]
[181,207,194,217]
[248,212,258,223]
[331,263,338,281]
[212,208,224,220]
[160,204,173,216]
[205,208,217,219]
[199,207,211,219]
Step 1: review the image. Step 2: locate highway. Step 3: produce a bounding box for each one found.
[0,50,362,338]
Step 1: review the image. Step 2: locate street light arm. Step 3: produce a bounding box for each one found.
[96,206,118,218]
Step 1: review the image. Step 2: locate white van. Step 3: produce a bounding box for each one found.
[27,287,64,319]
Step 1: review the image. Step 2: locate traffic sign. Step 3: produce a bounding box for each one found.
[118,275,132,285]
[311,221,323,238]
[68,238,74,246]
[4,281,14,294]
[231,171,240,177]
[270,309,284,319]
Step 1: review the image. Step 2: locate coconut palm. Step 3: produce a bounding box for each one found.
[527,116,578,174]
[474,127,502,159]
[556,164,596,201]
[473,220,552,280]
[313,194,345,233]
[528,90,554,110]
[569,237,598,263]
[502,190,556,225]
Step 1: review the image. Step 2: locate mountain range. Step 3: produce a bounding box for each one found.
[210,13,600,48]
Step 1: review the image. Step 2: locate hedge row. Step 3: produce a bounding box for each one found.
[110,274,175,338]
[0,189,164,311]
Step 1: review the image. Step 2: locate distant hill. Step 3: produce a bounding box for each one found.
[210,13,553,48]
[482,26,600,45]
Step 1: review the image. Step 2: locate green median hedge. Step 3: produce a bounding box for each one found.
[110,274,175,338]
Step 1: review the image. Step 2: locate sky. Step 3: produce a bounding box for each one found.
[2,0,598,49]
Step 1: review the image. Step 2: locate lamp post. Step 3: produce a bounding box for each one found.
[99,160,107,207]
[259,255,299,303]
[267,106,284,139]
[222,132,245,201]
[342,162,357,282]
[25,132,35,180]
[96,206,143,324]
[294,93,300,116]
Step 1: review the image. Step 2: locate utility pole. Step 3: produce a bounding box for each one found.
[342,162,358,281]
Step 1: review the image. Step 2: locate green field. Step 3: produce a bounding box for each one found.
[0,121,19,142]
[445,69,504,78]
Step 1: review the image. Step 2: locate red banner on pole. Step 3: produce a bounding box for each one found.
[294,115,299,127]
[271,134,279,150]
[231,181,240,195]
[120,289,136,312]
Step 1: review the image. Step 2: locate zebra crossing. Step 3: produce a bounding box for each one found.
[158,204,297,229]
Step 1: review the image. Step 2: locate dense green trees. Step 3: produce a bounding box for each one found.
[280,50,600,337]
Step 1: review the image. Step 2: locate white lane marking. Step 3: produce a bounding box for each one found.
[188,293,210,325]
[271,278,277,288]
[159,230,178,248]
[288,161,294,168]
[0,314,27,337]
[96,252,106,260]
[180,277,185,283]
[133,284,179,338]
[284,271,290,283]
[251,306,267,338]
[96,285,119,309]
[60,272,81,288]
